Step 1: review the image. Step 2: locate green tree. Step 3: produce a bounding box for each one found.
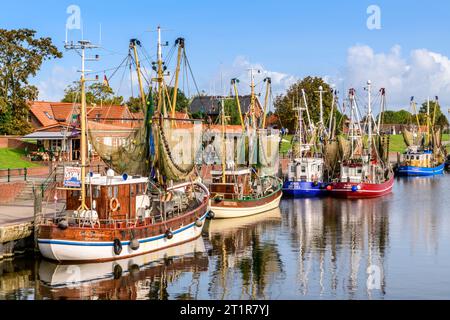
[274,76,342,132]
[61,82,124,106]
[378,110,412,125]
[418,100,449,128]
[125,96,143,113]
[166,87,190,112]
[224,98,242,125]
[0,28,62,135]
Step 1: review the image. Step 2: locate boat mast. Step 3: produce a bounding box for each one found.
[349,88,356,158]
[231,79,245,131]
[249,68,257,129]
[367,80,372,163]
[301,89,314,132]
[221,98,227,183]
[65,40,99,211]
[171,38,185,119]
[319,86,324,127]
[156,26,166,116]
[427,97,430,147]
[130,39,147,109]
[262,77,272,129]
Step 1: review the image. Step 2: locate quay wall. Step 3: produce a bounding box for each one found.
[0,182,26,204]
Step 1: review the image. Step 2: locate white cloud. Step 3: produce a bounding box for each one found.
[340,44,450,108]
[36,65,77,101]
[209,56,298,98]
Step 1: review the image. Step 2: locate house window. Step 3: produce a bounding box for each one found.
[301,166,306,173]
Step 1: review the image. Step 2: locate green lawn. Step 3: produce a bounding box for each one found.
[0,148,41,170]
[280,135,293,155]
[279,134,450,154]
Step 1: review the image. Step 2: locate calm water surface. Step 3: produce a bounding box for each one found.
[1,175,450,300]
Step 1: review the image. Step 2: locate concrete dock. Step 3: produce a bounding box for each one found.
[0,199,65,260]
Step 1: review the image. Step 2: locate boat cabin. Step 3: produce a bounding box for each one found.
[209,168,253,200]
[340,160,370,184]
[66,174,150,221]
[401,149,433,168]
[287,157,324,183]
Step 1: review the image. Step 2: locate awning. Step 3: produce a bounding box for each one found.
[22,131,80,141]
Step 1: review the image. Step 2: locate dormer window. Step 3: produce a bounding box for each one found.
[44,111,54,120]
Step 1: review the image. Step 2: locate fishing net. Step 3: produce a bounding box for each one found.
[258,129,280,177]
[155,117,203,181]
[88,120,149,176]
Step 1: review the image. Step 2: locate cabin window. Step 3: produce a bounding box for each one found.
[108,186,118,198]
[93,186,100,198]
[72,190,80,198]
[416,156,420,160]
[301,166,306,173]
[357,168,362,174]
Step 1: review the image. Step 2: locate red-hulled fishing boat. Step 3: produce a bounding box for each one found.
[329,83,394,199]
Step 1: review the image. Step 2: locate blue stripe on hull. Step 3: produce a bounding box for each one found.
[283,181,327,198]
[37,212,208,247]
[396,163,445,176]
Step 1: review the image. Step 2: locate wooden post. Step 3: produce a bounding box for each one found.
[33,186,43,252]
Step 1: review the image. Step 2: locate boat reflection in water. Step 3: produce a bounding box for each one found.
[205,208,284,300]
[282,196,391,299]
[38,237,208,300]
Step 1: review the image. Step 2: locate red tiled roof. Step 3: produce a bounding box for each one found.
[29,101,59,127]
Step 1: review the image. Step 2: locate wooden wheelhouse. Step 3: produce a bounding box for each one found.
[66,175,150,222]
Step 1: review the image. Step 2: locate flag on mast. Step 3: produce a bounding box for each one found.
[103,74,110,87]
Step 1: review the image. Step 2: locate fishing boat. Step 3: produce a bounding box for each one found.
[283,87,337,197]
[208,72,282,219]
[395,97,446,176]
[329,83,394,199]
[38,29,210,263]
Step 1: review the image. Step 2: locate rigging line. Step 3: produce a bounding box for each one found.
[129,55,134,99]
[184,50,203,100]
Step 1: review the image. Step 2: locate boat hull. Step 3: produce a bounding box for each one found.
[396,162,445,176]
[210,190,282,219]
[38,212,208,263]
[329,176,394,199]
[282,181,328,198]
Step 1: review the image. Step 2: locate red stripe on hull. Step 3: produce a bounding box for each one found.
[329,176,394,199]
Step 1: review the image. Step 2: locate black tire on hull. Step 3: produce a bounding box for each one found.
[113,238,123,255]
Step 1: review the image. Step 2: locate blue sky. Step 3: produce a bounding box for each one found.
[2,0,450,111]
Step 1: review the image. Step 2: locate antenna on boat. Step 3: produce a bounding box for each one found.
[367,80,373,164]
[64,40,100,211]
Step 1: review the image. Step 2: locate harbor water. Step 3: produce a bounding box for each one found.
[1,174,450,300]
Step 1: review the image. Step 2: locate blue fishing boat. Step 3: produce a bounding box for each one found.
[282,86,335,198]
[396,150,445,176]
[283,158,329,197]
[395,97,447,177]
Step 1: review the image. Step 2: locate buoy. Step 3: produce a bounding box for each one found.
[351,185,358,192]
[113,238,123,255]
[207,211,215,220]
[326,185,333,191]
[165,230,174,240]
[130,238,140,251]
[195,219,203,228]
[113,264,123,280]
[57,220,68,230]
